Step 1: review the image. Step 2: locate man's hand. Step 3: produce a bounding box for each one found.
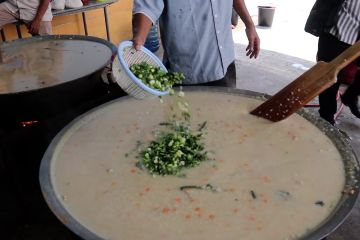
[27,0,51,36]
[132,35,146,51]
[245,27,260,59]
[233,0,261,59]
[27,18,41,35]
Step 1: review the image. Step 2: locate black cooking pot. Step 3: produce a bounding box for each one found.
[0,35,123,238]
[0,35,118,126]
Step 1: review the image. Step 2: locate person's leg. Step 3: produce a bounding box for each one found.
[176,62,236,88]
[224,61,237,88]
[341,69,360,118]
[0,3,20,30]
[317,33,350,124]
[318,82,340,124]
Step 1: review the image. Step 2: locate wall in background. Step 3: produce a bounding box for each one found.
[2,0,133,45]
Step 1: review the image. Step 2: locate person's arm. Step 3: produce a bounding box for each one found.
[27,0,51,35]
[233,0,260,58]
[132,0,164,50]
[132,13,153,51]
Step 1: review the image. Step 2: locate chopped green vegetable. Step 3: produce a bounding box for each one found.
[125,140,144,158]
[198,121,207,131]
[129,62,185,92]
[131,67,210,176]
[250,190,257,199]
[177,173,187,178]
[179,185,203,191]
[180,184,221,193]
[135,161,146,170]
[277,190,291,200]
[137,121,208,176]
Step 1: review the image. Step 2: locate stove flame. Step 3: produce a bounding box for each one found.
[21,120,39,127]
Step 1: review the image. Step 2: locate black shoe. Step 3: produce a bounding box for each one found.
[319,112,335,125]
[340,94,360,118]
[320,116,335,125]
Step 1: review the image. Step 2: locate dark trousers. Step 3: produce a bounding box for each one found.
[317,33,350,123]
[191,62,237,88]
[344,67,360,100]
[317,33,359,123]
[166,61,236,89]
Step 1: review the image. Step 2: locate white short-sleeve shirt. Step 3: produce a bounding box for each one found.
[134,0,235,84]
[4,0,53,22]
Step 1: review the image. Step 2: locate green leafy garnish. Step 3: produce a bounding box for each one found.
[137,121,208,176]
[129,62,185,92]
[315,201,325,207]
[250,190,257,199]
[180,184,221,193]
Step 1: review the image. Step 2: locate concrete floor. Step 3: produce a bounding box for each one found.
[232,0,360,239]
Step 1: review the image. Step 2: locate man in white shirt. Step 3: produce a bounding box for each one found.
[0,0,52,36]
[132,0,260,86]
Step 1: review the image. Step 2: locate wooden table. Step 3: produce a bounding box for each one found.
[1,0,118,42]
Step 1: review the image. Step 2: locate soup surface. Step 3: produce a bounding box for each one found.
[0,39,112,94]
[51,92,345,240]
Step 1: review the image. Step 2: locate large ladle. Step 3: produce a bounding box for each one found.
[250,40,360,122]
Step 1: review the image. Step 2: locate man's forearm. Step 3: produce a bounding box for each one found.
[33,0,51,22]
[132,13,153,49]
[233,0,255,29]
[233,0,260,58]
[132,13,153,42]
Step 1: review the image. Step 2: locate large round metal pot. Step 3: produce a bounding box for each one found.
[39,87,360,240]
[0,35,121,237]
[0,35,117,125]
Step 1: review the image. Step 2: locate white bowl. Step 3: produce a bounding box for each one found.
[112,41,169,99]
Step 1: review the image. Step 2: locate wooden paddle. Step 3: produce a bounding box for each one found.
[250,40,360,122]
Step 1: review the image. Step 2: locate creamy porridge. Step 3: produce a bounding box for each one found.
[0,39,112,94]
[50,91,345,240]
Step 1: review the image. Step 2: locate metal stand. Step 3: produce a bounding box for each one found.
[81,12,88,36]
[104,6,111,41]
[0,0,117,42]
[15,23,23,39]
[1,29,6,42]
[52,0,117,41]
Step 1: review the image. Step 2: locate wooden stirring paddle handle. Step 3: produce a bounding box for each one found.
[250,40,360,122]
[328,40,360,75]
